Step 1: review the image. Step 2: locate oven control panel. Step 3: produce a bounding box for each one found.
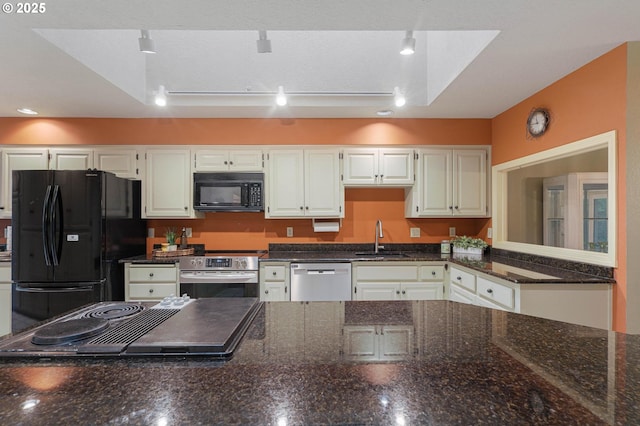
[179,255,259,271]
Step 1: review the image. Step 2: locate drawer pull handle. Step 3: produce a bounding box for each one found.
[486,288,493,294]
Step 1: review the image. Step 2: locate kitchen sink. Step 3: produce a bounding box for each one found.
[354,252,409,258]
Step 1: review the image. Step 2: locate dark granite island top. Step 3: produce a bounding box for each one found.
[1,300,637,425]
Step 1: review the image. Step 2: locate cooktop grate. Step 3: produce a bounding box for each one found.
[77,309,179,354]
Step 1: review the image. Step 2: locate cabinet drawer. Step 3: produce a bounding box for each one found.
[128,283,177,299]
[419,265,444,281]
[450,267,475,292]
[356,265,418,281]
[263,265,286,281]
[128,265,177,283]
[477,277,514,309]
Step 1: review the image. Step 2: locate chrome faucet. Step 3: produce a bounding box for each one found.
[374,219,384,253]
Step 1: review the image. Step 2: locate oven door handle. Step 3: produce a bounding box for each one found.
[179,272,257,282]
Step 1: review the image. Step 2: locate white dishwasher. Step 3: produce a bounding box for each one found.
[290,263,352,301]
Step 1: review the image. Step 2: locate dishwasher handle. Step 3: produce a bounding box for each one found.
[307,269,337,275]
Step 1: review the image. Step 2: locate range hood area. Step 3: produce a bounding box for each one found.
[0,298,261,359]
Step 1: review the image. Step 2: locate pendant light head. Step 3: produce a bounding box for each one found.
[256,30,272,53]
[154,85,167,107]
[400,31,416,56]
[138,30,156,54]
[393,87,406,107]
[276,86,287,106]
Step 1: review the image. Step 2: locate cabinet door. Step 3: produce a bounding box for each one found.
[228,150,263,171]
[194,150,230,171]
[266,150,305,217]
[49,148,94,170]
[449,284,476,305]
[453,149,487,216]
[355,282,401,300]
[342,149,378,185]
[144,148,192,218]
[417,148,453,216]
[263,282,287,301]
[401,282,443,300]
[0,148,49,219]
[94,148,139,178]
[343,325,378,361]
[379,326,413,360]
[305,149,342,217]
[379,148,414,185]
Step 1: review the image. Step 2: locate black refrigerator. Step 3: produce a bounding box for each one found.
[11,170,146,333]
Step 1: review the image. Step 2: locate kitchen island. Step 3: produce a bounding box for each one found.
[0,300,637,425]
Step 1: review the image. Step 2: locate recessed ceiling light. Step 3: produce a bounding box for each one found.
[376,110,394,117]
[400,31,416,56]
[17,108,38,115]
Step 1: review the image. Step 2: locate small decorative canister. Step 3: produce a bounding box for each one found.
[441,240,450,254]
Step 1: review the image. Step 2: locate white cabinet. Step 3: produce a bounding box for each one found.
[125,263,179,301]
[449,265,478,305]
[49,147,94,170]
[342,147,414,186]
[0,148,49,219]
[0,263,11,337]
[94,147,140,179]
[343,325,414,361]
[259,262,290,301]
[266,149,342,218]
[194,148,263,171]
[144,148,197,218]
[476,276,516,311]
[352,262,445,301]
[406,147,489,217]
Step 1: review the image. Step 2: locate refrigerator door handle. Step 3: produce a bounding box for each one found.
[14,284,98,293]
[42,184,53,266]
[50,184,62,266]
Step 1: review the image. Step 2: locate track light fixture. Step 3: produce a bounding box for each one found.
[276,86,287,106]
[400,31,416,56]
[393,87,406,107]
[138,30,156,54]
[154,85,167,107]
[256,30,272,53]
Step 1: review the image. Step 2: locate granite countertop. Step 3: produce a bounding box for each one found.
[0,300,637,424]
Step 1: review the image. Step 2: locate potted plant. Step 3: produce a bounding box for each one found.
[451,235,488,256]
[164,227,178,251]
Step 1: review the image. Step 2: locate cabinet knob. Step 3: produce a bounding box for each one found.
[449,206,453,210]
[149,288,154,293]
[486,288,493,294]
[229,161,233,165]
[431,271,436,276]
[456,276,461,280]
[184,206,188,210]
[149,273,154,277]
[305,206,309,210]
[455,205,459,210]
[300,206,304,210]
[272,271,277,276]
[265,290,269,294]
[402,290,406,295]
[396,290,401,295]
[224,161,228,165]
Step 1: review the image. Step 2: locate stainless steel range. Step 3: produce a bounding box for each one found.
[178,251,264,299]
[0,297,261,358]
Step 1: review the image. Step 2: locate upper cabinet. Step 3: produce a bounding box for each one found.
[144,148,198,218]
[342,148,414,186]
[406,147,489,217]
[94,147,140,179]
[266,148,342,218]
[0,148,49,219]
[194,148,263,172]
[49,147,94,170]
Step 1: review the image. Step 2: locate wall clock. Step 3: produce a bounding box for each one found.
[526,108,550,138]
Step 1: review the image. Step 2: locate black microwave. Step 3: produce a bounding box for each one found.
[193,172,264,212]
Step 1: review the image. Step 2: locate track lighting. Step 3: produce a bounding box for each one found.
[400,31,416,56]
[393,87,406,107]
[154,85,167,107]
[138,30,156,54]
[17,107,38,115]
[275,86,287,106]
[256,30,272,53]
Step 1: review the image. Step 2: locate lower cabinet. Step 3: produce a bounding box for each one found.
[0,264,11,337]
[259,262,290,301]
[125,263,179,301]
[352,262,445,301]
[448,263,611,329]
[342,325,414,361]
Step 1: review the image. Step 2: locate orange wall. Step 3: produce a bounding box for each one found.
[492,44,628,331]
[0,118,492,249]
